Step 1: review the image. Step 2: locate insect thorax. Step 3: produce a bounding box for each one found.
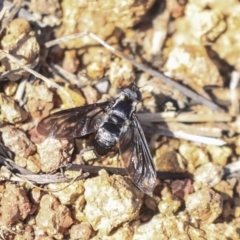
[93,97,136,155]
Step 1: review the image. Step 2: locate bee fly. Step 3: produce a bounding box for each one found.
[37,86,156,195]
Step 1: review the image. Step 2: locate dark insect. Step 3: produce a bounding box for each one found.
[37,86,156,195]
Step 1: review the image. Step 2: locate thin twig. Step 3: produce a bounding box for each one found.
[0,68,25,80]
[137,112,232,123]
[14,76,28,105]
[49,63,88,87]
[15,172,89,185]
[223,160,240,176]
[46,31,222,111]
[0,0,22,34]
[4,171,89,193]
[67,164,192,180]
[0,156,89,186]
[230,71,239,115]
[162,122,225,138]
[142,125,226,146]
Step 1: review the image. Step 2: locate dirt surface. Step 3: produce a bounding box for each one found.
[0,0,240,239]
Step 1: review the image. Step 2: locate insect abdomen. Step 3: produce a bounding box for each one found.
[93,122,121,155]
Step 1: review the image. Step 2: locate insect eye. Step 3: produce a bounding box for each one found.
[123,87,142,102]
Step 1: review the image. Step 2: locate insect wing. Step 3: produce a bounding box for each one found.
[119,114,156,195]
[37,101,110,138]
